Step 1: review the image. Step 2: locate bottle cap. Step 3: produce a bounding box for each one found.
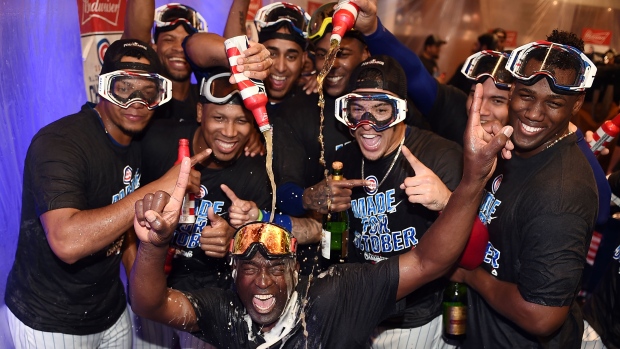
[332,161,343,170]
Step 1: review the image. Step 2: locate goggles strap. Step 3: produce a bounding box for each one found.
[258,27,307,50]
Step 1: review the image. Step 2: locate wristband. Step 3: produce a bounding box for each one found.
[256,209,263,221]
[260,210,293,232]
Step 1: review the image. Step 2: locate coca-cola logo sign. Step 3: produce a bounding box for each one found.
[581,28,612,46]
[81,0,122,27]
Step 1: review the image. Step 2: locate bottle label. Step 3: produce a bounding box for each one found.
[321,229,331,259]
[179,194,196,224]
[444,305,467,335]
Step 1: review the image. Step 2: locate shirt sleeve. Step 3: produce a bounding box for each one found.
[363,18,438,116]
[29,132,89,214]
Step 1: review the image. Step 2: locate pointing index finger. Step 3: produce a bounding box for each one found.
[401,146,428,174]
[221,184,241,204]
[170,157,192,211]
[190,148,212,167]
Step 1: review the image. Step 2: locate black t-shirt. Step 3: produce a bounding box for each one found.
[582,244,620,349]
[424,83,468,147]
[336,126,463,328]
[466,134,598,349]
[141,119,271,291]
[5,103,135,334]
[151,84,200,126]
[187,257,400,349]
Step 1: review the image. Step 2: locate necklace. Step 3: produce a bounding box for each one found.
[361,136,405,193]
[544,130,574,151]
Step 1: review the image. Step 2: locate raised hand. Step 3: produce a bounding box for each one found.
[302,177,372,214]
[230,40,272,81]
[199,207,235,258]
[463,83,513,183]
[221,184,260,228]
[399,146,452,211]
[134,158,192,246]
[351,0,379,36]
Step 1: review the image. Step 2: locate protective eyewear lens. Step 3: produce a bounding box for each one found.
[307,2,336,41]
[461,50,514,88]
[230,222,297,259]
[506,41,597,91]
[335,93,407,132]
[255,2,310,38]
[154,3,208,32]
[98,71,172,110]
[199,72,241,104]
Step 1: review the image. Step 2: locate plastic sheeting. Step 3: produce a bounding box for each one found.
[0,1,230,346]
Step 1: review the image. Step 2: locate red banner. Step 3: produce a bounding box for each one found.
[307,1,323,16]
[247,0,263,22]
[77,0,126,103]
[582,28,612,46]
[504,30,518,49]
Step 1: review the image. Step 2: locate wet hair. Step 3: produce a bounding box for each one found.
[547,29,585,52]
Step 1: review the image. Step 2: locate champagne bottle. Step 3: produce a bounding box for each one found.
[442,282,467,343]
[321,161,349,264]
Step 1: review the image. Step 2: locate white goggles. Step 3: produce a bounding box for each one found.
[199,72,242,104]
[506,41,597,92]
[153,3,208,35]
[461,50,514,88]
[254,2,310,39]
[335,93,407,132]
[98,70,172,110]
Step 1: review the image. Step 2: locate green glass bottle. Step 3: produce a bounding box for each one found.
[442,282,467,343]
[322,161,349,264]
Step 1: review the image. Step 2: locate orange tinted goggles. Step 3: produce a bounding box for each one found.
[230,222,297,259]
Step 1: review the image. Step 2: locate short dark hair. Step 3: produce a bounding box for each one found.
[546,29,585,52]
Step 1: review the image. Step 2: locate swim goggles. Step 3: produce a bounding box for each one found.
[461,50,514,89]
[505,41,597,92]
[98,70,172,110]
[229,222,297,260]
[335,93,407,132]
[254,2,310,39]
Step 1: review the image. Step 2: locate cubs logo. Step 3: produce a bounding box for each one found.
[123,166,132,184]
[198,185,208,199]
[97,38,110,66]
[491,174,503,194]
[364,175,378,195]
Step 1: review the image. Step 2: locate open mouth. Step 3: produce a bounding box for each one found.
[253,294,276,313]
[520,121,543,134]
[214,139,238,154]
[359,133,381,150]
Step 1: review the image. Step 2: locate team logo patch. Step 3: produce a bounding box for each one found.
[614,245,620,261]
[491,174,503,194]
[123,166,133,184]
[97,38,110,66]
[364,175,378,195]
[198,185,208,199]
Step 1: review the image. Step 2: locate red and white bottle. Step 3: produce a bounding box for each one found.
[224,35,271,132]
[589,113,620,156]
[330,0,360,44]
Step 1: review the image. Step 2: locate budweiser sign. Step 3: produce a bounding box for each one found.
[581,28,612,46]
[80,0,123,28]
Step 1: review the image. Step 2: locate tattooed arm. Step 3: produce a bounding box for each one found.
[223,0,251,39]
